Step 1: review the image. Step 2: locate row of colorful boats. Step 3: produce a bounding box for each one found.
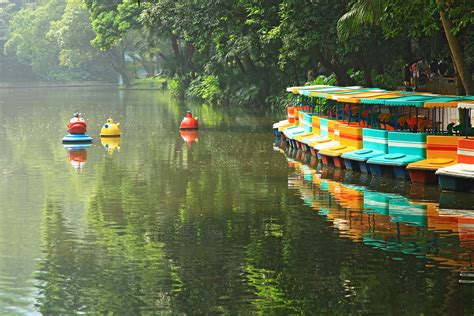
[273,85,474,192]
[283,152,474,274]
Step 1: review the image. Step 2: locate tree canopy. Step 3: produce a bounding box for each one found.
[0,0,472,102]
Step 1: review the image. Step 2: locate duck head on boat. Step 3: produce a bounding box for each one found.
[68,112,87,134]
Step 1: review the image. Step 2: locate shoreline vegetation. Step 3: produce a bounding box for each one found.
[0,1,471,109]
[0,81,117,89]
[0,77,168,90]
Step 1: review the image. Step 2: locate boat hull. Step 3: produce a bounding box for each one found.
[438,174,474,192]
[407,169,438,184]
[62,133,93,143]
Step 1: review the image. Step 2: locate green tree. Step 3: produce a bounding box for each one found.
[5,0,66,79]
[338,0,473,94]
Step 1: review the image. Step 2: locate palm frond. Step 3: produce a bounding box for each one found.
[337,0,387,40]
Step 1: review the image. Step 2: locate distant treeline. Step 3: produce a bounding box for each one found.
[0,0,472,106]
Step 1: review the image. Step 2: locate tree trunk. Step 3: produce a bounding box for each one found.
[331,61,356,86]
[437,2,473,94]
[170,35,182,76]
[106,49,131,86]
[130,53,154,76]
[312,47,355,86]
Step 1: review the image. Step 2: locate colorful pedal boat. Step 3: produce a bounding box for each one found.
[312,119,341,159]
[366,132,426,179]
[272,119,289,137]
[435,138,474,191]
[319,125,363,168]
[406,136,459,184]
[341,128,388,173]
[436,164,474,192]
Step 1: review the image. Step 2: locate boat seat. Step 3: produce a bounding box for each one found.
[314,140,340,151]
[319,145,356,157]
[407,158,456,171]
[300,134,325,145]
[342,149,385,162]
[436,163,474,179]
[367,154,424,166]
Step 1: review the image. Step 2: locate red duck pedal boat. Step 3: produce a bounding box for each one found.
[180,111,199,130]
[68,113,87,134]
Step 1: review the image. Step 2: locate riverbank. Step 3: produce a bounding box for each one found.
[119,77,167,90]
[0,81,117,89]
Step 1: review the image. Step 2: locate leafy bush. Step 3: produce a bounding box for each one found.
[186,75,223,104]
[169,77,185,98]
[266,92,293,111]
[306,74,337,86]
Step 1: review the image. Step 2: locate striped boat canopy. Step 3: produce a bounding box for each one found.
[457,101,474,109]
[287,84,473,108]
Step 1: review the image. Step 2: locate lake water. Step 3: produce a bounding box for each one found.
[0,88,473,314]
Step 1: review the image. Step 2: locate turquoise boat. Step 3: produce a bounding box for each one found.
[341,128,388,172]
[366,132,427,179]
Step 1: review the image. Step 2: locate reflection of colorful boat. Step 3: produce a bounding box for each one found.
[284,153,474,272]
[63,143,91,170]
[180,130,199,146]
[439,191,474,211]
[100,136,121,154]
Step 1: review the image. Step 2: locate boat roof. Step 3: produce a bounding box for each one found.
[287,85,473,108]
[458,101,474,109]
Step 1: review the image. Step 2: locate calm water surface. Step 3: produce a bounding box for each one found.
[0,88,473,314]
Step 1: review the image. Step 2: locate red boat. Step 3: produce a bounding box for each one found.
[68,113,87,134]
[179,111,199,130]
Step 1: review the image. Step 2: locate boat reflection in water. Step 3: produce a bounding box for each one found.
[284,149,474,279]
[180,130,198,147]
[100,136,121,155]
[63,143,91,171]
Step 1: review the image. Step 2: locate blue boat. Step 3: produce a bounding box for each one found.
[62,133,93,143]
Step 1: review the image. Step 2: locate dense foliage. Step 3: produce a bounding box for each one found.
[0,0,472,103]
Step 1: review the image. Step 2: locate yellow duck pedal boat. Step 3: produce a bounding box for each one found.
[100,117,121,137]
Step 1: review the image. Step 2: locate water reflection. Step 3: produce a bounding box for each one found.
[1,88,474,314]
[283,148,474,275]
[100,137,121,154]
[179,130,198,147]
[64,144,91,170]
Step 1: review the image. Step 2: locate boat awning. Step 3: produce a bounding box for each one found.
[332,91,390,103]
[458,101,474,110]
[383,95,441,107]
[359,93,415,105]
[285,85,474,107]
[425,96,474,108]
[286,85,332,94]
